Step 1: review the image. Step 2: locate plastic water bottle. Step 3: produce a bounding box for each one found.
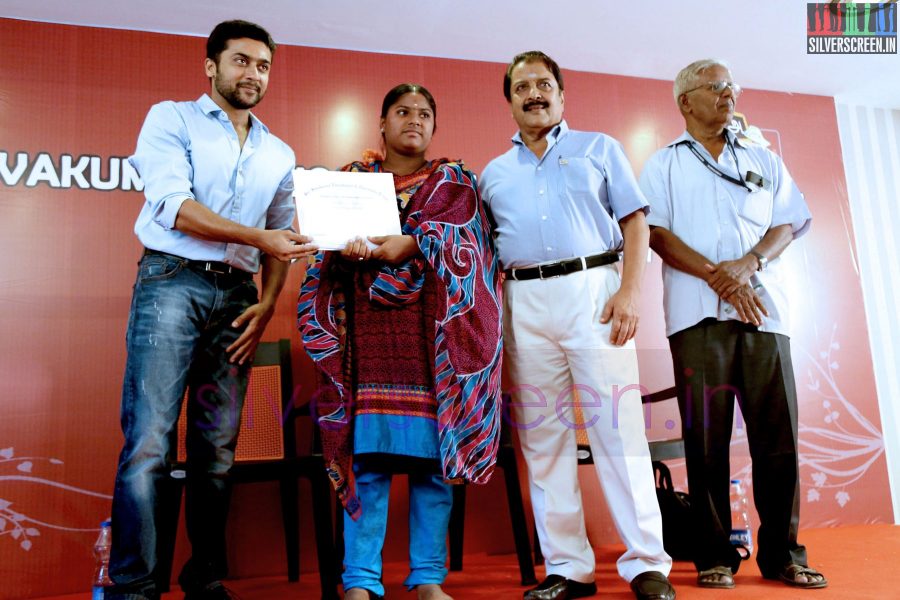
[729,479,753,558]
[92,519,113,599]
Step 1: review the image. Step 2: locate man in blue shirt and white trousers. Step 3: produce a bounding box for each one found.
[480,50,675,600]
[107,20,317,600]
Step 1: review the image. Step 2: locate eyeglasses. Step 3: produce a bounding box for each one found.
[682,80,742,97]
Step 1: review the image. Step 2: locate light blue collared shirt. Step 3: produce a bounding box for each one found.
[479,120,649,270]
[639,130,812,337]
[130,94,296,273]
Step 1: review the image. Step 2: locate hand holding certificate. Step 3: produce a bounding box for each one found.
[292,168,401,251]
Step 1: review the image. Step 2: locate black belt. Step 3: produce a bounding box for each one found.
[504,252,619,281]
[143,248,251,279]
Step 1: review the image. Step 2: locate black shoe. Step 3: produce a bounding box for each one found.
[183,581,241,600]
[629,571,675,600]
[523,574,597,600]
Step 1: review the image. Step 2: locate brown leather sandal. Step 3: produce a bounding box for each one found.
[773,564,828,589]
[698,565,735,589]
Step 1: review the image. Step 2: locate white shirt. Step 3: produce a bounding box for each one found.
[639,130,811,337]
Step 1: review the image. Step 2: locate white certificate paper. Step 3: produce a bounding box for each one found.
[292,168,401,250]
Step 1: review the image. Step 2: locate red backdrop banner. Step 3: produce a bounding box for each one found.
[0,18,890,598]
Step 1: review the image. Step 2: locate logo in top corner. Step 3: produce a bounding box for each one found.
[807,2,897,54]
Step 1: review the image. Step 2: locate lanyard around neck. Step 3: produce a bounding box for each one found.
[678,138,751,192]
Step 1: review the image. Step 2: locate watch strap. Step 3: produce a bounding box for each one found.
[749,250,767,271]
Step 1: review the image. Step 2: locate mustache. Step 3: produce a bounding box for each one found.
[523,100,549,111]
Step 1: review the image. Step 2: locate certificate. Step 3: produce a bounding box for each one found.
[292,168,401,250]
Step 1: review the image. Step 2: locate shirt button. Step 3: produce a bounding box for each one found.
[539,189,544,195]
[541,215,548,220]
[537,166,542,171]
[546,246,552,251]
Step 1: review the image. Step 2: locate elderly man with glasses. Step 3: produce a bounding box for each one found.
[638,59,827,591]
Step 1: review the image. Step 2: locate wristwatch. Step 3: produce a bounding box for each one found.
[749,250,768,271]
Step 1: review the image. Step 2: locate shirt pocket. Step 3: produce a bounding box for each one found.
[735,188,773,230]
[560,157,599,201]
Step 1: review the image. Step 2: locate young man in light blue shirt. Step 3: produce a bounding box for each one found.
[107,20,317,600]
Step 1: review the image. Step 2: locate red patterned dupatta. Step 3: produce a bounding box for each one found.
[297,158,503,518]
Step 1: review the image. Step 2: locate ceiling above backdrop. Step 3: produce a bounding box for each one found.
[2,0,898,109]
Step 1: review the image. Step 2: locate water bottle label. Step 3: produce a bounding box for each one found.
[730,528,752,546]
[92,585,104,600]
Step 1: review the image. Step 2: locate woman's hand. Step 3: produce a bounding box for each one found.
[368,235,420,265]
[340,237,373,262]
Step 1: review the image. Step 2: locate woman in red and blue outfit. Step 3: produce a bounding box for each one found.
[298,83,503,600]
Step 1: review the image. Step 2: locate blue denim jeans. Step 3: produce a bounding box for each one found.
[107,252,257,598]
[342,462,452,596]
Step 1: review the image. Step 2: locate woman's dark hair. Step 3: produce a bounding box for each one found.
[503,50,564,102]
[206,20,276,64]
[380,83,437,132]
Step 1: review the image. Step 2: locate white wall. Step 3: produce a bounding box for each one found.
[835,103,900,523]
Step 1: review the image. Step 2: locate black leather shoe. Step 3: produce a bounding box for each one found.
[629,571,675,600]
[523,574,597,600]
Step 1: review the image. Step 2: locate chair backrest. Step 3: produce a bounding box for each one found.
[176,339,295,463]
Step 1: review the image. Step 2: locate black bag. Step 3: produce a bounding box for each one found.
[653,460,694,561]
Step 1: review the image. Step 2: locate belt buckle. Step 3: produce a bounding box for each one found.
[204,261,229,275]
[538,263,561,280]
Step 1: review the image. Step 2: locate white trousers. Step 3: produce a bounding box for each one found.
[503,265,671,583]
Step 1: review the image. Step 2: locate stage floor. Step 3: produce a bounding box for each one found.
[41,524,894,599]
